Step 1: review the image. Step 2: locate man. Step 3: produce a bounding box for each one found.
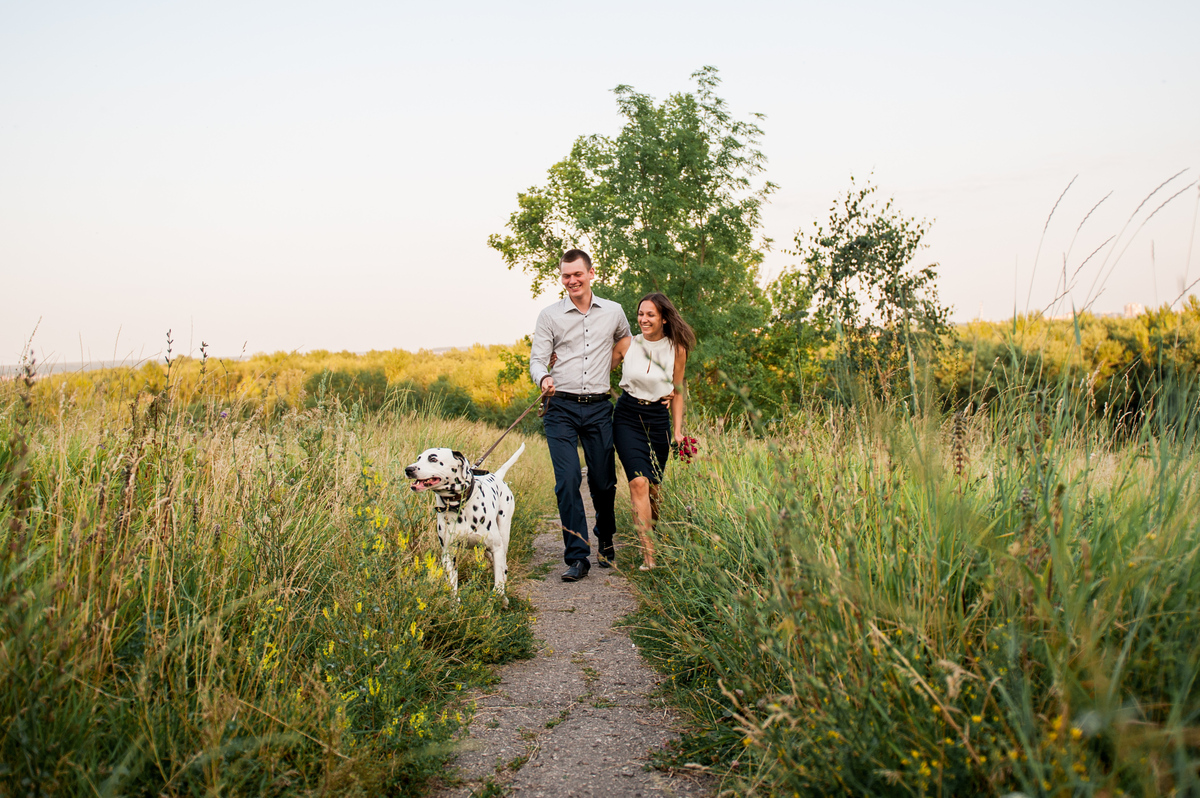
[530,249,632,582]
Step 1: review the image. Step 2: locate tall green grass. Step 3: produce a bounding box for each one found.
[0,367,554,796]
[628,391,1200,796]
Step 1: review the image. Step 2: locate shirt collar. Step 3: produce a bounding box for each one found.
[559,294,609,314]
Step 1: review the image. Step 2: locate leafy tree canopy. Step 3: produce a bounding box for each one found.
[488,66,776,405]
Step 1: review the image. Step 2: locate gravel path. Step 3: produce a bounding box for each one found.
[436,476,712,798]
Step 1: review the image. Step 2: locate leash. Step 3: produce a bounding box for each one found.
[439,392,541,514]
[472,388,549,469]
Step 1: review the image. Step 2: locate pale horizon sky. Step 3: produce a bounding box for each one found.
[2,0,1197,367]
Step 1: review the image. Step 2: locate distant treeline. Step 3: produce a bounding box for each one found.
[933,300,1200,419]
[17,298,1200,428]
[738,299,1200,423]
[21,343,542,432]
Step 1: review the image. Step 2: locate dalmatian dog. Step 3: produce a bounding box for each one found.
[405,443,525,607]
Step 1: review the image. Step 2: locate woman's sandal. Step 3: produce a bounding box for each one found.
[639,563,656,571]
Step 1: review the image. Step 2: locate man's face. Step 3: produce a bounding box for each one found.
[560,259,594,301]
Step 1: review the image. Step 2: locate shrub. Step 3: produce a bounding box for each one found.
[304,367,389,411]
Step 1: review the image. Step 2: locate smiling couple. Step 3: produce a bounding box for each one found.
[529,249,696,581]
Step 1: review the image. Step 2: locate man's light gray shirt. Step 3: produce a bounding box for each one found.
[530,295,632,394]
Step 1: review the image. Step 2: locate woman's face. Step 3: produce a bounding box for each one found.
[637,300,664,339]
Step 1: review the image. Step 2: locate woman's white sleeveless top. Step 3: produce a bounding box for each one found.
[619,334,676,401]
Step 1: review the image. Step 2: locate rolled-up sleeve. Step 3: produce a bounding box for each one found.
[529,309,555,388]
[612,309,632,342]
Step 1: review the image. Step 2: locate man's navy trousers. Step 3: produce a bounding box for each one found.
[542,397,617,566]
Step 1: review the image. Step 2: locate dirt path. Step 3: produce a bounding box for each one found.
[436,476,712,798]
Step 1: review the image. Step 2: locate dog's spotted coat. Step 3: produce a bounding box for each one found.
[405,443,524,606]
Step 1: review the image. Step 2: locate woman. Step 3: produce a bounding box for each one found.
[610,292,696,570]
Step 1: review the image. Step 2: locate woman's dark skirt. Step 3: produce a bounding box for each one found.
[613,391,671,484]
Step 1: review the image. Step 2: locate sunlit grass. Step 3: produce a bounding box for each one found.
[0,370,554,796]
[628,393,1200,796]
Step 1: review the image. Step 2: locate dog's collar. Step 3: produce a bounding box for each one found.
[435,469,477,513]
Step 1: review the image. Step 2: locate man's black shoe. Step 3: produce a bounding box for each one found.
[596,538,615,568]
[561,561,589,582]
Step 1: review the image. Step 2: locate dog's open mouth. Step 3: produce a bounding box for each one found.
[411,477,442,492]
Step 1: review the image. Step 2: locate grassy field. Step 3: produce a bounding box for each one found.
[6,338,1200,796]
[627,392,1200,796]
[0,369,554,796]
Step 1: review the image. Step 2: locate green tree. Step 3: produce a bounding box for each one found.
[488,67,776,408]
[773,178,951,401]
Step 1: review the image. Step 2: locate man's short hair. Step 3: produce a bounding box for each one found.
[561,249,592,270]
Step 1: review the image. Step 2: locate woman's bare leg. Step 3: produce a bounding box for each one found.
[628,476,656,568]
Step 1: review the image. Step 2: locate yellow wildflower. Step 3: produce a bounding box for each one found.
[259,642,279,672]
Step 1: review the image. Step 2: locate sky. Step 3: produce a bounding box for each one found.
[2,0,1197,367]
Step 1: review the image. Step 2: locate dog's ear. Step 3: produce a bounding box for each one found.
[452,451,468,474]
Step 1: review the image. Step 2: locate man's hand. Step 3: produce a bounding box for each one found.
[540,375,556,396]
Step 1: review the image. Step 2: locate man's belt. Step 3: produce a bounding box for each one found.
[553,391,612,404]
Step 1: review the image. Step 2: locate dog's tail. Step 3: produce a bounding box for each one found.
[493,442,526,482]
